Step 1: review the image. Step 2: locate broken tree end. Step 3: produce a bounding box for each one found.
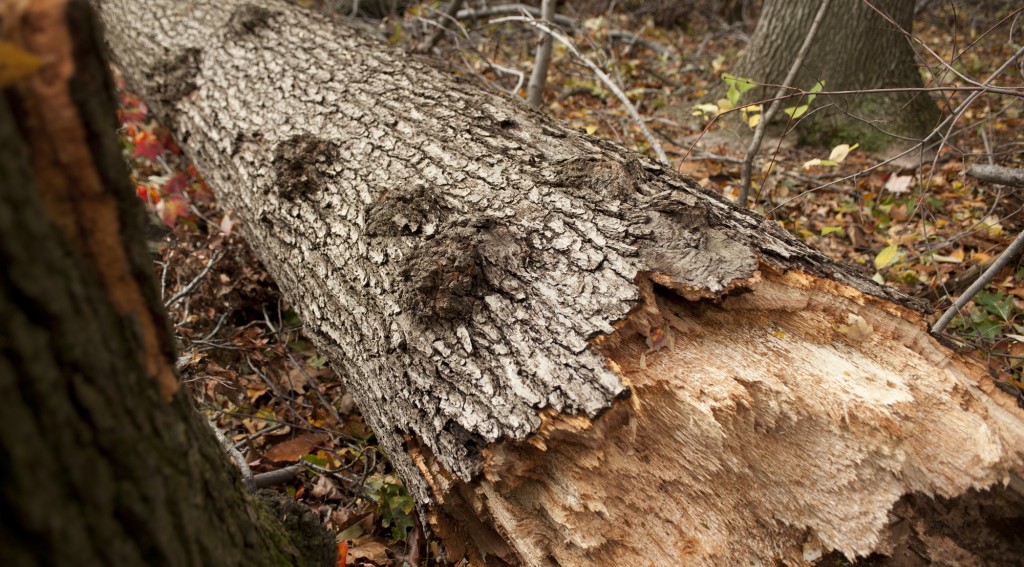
[422,263,1024,566]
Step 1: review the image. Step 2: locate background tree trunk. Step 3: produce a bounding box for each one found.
[95,0,1024,565]
[0,2,333,565]
[729,0,942,152]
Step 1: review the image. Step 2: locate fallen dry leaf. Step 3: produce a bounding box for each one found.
[263,432,320,463]
[347,538,390,565]
[884,174,914,194]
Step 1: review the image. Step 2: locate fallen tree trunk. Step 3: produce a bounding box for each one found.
[96,1,1024,564]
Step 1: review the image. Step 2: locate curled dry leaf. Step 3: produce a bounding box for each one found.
[311,474,342,501]
[347,538,390,565]
[884,174,914,194]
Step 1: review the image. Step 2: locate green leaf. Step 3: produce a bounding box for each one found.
[820,226,844,236]
[722,73,756,106]
[283,309,303,326]
[971,316,1003,340]
[874,244,901,270]
[784,104,809,119]
[300,453,328,467]
[388,21,403,45]
[308,354,329,368]
[783,81,824,119]
[974,291,1015,321]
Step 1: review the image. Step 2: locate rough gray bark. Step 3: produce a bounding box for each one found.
[0,2,333,566]
[728,0,942,151]
[967,164,1024,188]
[95,0,1024,565]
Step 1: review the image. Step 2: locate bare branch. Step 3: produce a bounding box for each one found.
[966,164,1024,188]
[492,15,669,165]
[251,464,303,489]
[932,228,1024,334]
[768,43,1024,216]
[607,29,672,56]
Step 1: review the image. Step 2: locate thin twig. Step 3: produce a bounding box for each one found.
[158,259,169,300]
[492,14,669,165]
[199,312,230,342]
[415,0,465,53]
[164,250,224,308]
[233,422,287,451]
[526,0,557,106]
[209,418,255,491]
[607,29,672,56]
[261,305,345,427]
[738,0,831,207]
[457,3,576,27]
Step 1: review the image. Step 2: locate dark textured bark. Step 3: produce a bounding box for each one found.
[93,0,1024,565]
[0,2,333,566]
[729,0,942,151]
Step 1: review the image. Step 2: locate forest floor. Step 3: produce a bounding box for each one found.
[116,2,1024,565]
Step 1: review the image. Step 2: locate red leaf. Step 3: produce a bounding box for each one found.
[161,171,188,195]
[132,129,164,161]
[117,107,146,124]
[159,194,190,228]
[157,128,181,154]
[136,184,159,205]
[337,542,348,566]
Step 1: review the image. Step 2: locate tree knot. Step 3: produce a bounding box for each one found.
[554,156,649,200]
[365,182,448,237]
[399,218,505,321]
[149,48,201,112]
[227,5,278,39]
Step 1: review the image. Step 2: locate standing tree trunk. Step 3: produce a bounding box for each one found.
[95,0,1024,565]
[0,2,333,566]
[729,0,942,151]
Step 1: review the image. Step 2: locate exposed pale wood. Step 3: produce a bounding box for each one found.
[95,0,1024,564]
[469,266,1024,565]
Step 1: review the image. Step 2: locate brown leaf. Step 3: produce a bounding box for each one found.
[282,367,308,394]
[263,432,320,463]
[310,474,341,501]
[347,538,390,564]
